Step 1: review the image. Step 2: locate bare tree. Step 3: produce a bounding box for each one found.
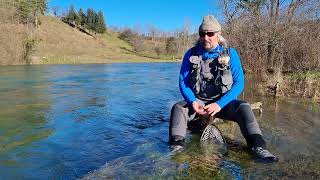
[147,24,158,42]
[182,19,191,53]
[51,5,61,17]
[222,0,319,72]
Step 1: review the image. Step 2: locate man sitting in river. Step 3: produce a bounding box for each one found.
[169,15,278,163]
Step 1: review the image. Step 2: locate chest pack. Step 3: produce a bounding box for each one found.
[188,46,233,100]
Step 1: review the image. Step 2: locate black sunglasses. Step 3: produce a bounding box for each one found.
[199,31,216,37]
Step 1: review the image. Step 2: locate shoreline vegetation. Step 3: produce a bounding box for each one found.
[257,71,320,101]
[0,1,319,101]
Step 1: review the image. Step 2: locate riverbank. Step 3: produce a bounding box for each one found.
[253,71,320,102]
[280,73,320,100]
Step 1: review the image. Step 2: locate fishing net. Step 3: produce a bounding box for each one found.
[200,124,228,155]
[200,124,226,144]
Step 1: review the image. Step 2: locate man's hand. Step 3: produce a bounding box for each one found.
[204,103,221,116]
[192,101,207,115]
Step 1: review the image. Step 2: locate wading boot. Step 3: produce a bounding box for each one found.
[170,136,185,155]
[251,147,279,163]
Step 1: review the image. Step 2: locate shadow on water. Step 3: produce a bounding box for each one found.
[0,64,319,179]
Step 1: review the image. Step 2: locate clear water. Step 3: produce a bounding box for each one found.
[0,63,319,179]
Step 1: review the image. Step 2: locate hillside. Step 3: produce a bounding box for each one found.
[33,16,164,64]
[0,6,28,65]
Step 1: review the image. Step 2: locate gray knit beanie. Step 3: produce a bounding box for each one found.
[199,15,221,32]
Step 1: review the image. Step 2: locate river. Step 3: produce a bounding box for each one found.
[0,63,319,179]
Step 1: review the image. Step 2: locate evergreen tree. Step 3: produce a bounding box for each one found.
[78,8,86,27]
[86,8,96,31]
[60,5,106,34]
[96,11,106,33]
[66,4,78,23]
[32,0,47,15]
[14,0,47,25]
[93,11,99,32]
[14,0,33,24]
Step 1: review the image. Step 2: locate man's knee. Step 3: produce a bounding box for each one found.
[236,101,254,117]
[170,103,187,123]
[171,102,184,113]
[171,101,188,112]
[236,101,262,135]
[169,101,189,139]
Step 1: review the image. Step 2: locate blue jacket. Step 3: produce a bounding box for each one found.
[179,44,245,109]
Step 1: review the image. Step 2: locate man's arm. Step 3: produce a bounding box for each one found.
[179,48,197,105]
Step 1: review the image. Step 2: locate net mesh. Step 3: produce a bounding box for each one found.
[200,124,226,145]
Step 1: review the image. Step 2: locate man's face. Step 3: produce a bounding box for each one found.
[199,31,219,51]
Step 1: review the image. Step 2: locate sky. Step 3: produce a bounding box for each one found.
[48,0,224,33]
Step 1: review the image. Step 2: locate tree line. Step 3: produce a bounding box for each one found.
[222,0,320,73]
[116,23,197,58]
[62,5,106,34]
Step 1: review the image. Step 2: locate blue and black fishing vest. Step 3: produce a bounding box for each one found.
[188,46,233,100]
